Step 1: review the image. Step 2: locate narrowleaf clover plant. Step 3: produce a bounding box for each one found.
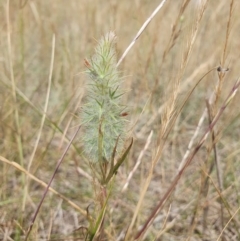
[82,32,132,185]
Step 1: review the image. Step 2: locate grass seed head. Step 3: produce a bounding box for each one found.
[82,32,127,163]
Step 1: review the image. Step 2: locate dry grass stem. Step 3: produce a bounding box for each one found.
[117,0,168,67]
[1,1,240,240]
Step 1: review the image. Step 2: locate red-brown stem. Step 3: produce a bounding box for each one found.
[134,79,240,240]
[25,126,81,241]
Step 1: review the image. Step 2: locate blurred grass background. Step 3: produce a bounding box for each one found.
[1,0,240,240]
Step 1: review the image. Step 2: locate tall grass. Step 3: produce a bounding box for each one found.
[1,0,240,240]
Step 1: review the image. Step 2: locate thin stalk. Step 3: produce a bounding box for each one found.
[24,125,81,241]
[134,79,240,240]
[117,0,168,67]
[22,34,55,213]
[0,155,86,216]
[6,0,25,219]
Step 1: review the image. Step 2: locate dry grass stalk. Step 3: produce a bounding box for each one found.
[1,1,240,240]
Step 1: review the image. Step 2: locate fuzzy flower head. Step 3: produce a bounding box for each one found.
[82,32,127,163]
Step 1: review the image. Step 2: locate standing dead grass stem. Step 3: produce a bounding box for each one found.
[1,1,240,241]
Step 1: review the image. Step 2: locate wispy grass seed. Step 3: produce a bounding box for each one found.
[82,32,127,163]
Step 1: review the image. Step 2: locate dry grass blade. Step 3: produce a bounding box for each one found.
[1,1,240,240]
[201,165,240,238]
[6,0,24,186]
[22,34,55,217]
[0,156,86,216]
[134,79,240,240]
[216,206,240,241]
[24,125,81,241]
[122,131,153,192]
[117,0,168,67]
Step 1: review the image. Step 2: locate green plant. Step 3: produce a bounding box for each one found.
[81,32,132,240]
[82,32,127,165]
